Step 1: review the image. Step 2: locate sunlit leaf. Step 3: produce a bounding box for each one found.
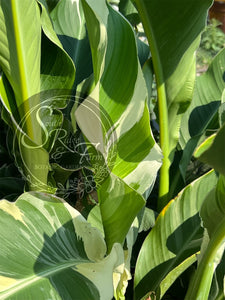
[134,0,212,159]
[185,175,225,299]
[195,123,225,176]
[0,192,124,300]
[98,173,145,252]
[74,0,162,260]
[50,0,92,87]
[134,170,217,299]
[178,48,225,180]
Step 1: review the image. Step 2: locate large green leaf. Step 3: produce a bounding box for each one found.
[185,175,225,299]
[74,0,161,255]
[178,49,225,180]
[76,0,162,195]
[98,173,145,252]
[0,0,41,107]
[50,0,92,87]
[134,170,217,299]
[38,1,75,92]
[0,0,75,191]
[0,0,41,141]
[179,49,225,149]
[195,123,225,176]
[134,0,212,207]
[0,0,75,121]
[0,192,124,300]
[135,0,212,158]
[0,0,47,190]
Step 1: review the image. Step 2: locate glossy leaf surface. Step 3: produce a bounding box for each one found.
[195,123,225,176]
[134,170,217,299]
[185,175,225,299]
[75,0,162,252]
[135,0,212,158]
[0,192,123,300]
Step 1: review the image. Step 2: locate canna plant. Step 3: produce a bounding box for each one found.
[0,0,224,299]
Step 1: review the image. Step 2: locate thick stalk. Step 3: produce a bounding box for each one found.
[11,0,40,142]
[157,84,170,210]
[135,0,170,211]
[10,0,49,191]
[185,219,225,300]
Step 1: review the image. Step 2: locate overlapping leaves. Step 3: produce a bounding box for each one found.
[0,192,123,300]
[134,170,217,299]
[0,0,75,191]
[75,0,162,250]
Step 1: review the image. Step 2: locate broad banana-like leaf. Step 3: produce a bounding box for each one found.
[134,170,217,299]
[195,123,225,176]
[185,175,225,299]
[178,49,225,180]
[134,0,212,159]
[38,1,75,92]
[0,192,124,300]
[0,0,75,124]
[77,0,162,194]
[0,0,75,191]
[98,173,145,252]
[179,49,225,148]
[134,0,212,207]
[0,0,46,190]
[75,0,162,254]
[0,0,41,108]
[50,0,92,87]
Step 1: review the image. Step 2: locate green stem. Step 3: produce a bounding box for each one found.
[11,0,34,140]
[185,219,225,300]
[157,83,170,210]
[10,1,50,191]
[135,0,170,211]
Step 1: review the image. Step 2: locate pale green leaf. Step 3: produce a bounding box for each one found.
[0,0,75,191]
[194,133,216,159]
[98,173,145,252]
[134,0,212,159]
[76,0,162,195]
[138,207,157,233]
[0,0,41,106]
[134,170,217,299]
[73,1,162,261]
[160,254,197,298]
[179,49,225,149]
[219,90,225,126]
[201,176,225,238]
[178,49,225,180]
[195,123,225,176]
[185,176,225,299]
[50,0,92,87]
[0,192,123,300]
[38,1,75,91]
